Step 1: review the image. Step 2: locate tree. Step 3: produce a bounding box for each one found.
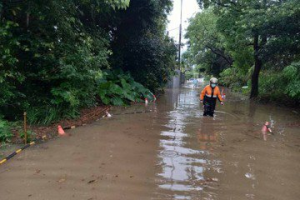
[0,0,177,123]
[185,9,233,76]
[109,0,176,92]
[0,0,130,120]
[195,0,300,98]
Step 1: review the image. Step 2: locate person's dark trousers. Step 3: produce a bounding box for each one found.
[203,97,217,117]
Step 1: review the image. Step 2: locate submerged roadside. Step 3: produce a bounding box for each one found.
[0,85,299,199]
[0,106,109,160]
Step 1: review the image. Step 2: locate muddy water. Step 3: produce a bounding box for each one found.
[0,84,299,200]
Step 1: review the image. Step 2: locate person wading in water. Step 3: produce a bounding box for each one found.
[200,77,224,117]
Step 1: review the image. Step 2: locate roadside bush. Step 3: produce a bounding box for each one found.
[98,70,154,106]
[219,67,248,90]
[19,130,35,143]
[0,116,13,142]
[259,71,284,101]
[282,62,300,99]
[258,62,300,104]
[217,61,300,105]
[26,106,72,125]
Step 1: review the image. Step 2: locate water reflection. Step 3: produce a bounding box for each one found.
[156,88,221,199]
[197,118,217,151]
[155,85,300,200]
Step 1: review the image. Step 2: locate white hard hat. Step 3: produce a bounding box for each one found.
[210,77,218,84]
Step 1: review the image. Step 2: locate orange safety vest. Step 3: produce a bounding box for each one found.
[200,85,223,102]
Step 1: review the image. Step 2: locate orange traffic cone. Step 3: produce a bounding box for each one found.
[262,122,272,133]
[58,125,67,136]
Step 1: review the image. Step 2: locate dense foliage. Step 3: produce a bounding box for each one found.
[185,0,300,103]
[0,0,175,131]
[258,62,300,102]
[0,116,12,142]
[98,70,155,106]
[0,0,122,122]
[110,0,177,92]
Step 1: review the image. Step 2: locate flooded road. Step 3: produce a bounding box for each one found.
[1,83,299,200]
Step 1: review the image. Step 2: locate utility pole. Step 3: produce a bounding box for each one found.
[178,0,183,70]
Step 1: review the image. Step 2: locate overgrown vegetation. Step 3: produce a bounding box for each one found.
[258,62,300,104]
[0,116,13,142]
[185,0,300,104]
[0,0,176,136]
[98,70,155,106]
[110,0,177,92]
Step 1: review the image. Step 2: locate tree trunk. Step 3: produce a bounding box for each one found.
[250,1,268,99]
[250,34,262,99]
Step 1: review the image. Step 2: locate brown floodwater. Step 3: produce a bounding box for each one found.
[0,83,299,200]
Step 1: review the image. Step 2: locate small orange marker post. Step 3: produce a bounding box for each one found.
[262,121,272,133]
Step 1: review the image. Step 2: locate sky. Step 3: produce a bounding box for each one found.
[167,0,200,52]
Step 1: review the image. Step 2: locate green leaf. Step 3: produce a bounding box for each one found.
[111,97,124,105]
